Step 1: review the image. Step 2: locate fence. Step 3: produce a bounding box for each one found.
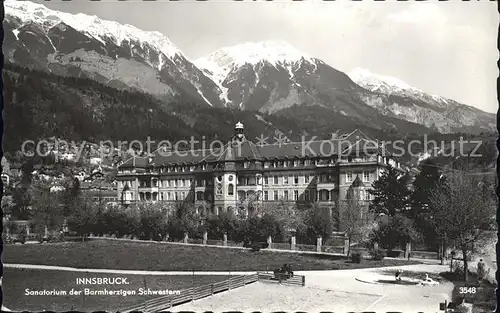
[120,274,259,313]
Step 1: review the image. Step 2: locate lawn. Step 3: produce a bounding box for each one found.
[3,240,420,271]
[3,268,232,312]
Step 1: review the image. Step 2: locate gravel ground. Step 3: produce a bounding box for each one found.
[176,263,455,312]
[176,282,381,312]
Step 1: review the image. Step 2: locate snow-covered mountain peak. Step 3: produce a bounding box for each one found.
[5,0,182,58]
[349,67,456,109]
[206,40,313,66]
[194,40,315,84]
[348,67,422,93]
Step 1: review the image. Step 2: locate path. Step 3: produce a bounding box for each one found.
[176,263,454,312]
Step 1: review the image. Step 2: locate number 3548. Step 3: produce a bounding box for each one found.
[459,287,476,294]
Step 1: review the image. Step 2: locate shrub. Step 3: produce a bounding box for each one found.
[369,248,386,260]
[16,225,27,244]
[351,252,362,263]
[386,250,402,258]
[2,232,13,244]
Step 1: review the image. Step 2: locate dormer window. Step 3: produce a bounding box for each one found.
[244,161,250,169]
[294,160,299,167]
[201,163,207,170]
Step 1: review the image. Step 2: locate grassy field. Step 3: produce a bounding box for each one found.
[3,268,232,312]
[4,240,419,271]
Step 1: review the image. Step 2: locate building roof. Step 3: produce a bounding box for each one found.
[117,129,387,169]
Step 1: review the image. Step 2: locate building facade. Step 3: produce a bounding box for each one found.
[116,123,405,214]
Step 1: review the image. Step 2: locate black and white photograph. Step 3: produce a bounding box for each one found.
[1,0,498,311]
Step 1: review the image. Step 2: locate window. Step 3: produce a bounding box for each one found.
[202,163,207,170]
[294,190,298,201]
[244,161,250,168]
[181,192,185,199]
[283,176,288,184]
[284,190,289,201]
[160,192,164,201]
[294,160,299,167]
[304,175,310,184]
[164,180,169,187]
[228,184,234,196]
[274,190,278,201]
[360,190,365,201]
[196,191,204,200]
[264,176,269,185]
[305,190,310,201]
[179,179,183,187]
[264,162,270,168]
[363,171,370,182]
[346,172,353,182]
[264,191,269,201]
[294,175,299,184]
[274,176,278,184]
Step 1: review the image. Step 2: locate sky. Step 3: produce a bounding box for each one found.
[29,0,498,113]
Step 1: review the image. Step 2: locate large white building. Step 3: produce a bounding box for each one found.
[116,123,404,214]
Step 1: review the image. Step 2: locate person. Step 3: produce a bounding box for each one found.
[395,269,403,281]
[477,259,485,282]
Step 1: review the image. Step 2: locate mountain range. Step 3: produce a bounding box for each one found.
[3,0,496,136]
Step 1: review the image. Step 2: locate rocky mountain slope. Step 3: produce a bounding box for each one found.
[196,42,495,134]
[4,0,224,107]
[5,1,495,135]
[349,68,496,133]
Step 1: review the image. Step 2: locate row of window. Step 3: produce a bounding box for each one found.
[127,188,373,202]
[118,154,391,175]
[123,171,373,190]
[263,190,309,201]
[346,171,371,183]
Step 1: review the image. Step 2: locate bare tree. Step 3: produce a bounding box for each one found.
[339,191,375,256]
[429,170,496,281]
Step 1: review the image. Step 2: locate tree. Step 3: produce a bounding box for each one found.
[233,214,284,245]
[369,165,411,216]
[136,202,169,240]
[261,200,306,237]
[300,203,334,243]
[339,188,375,256]
[167,201,201,239]
[369,214,421,251]
[205,211,237,239]
[411,159,441,212]
[66,194,99,238]
[410,159,445,250]
[29,181,65,235]
[429,170,496,281]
